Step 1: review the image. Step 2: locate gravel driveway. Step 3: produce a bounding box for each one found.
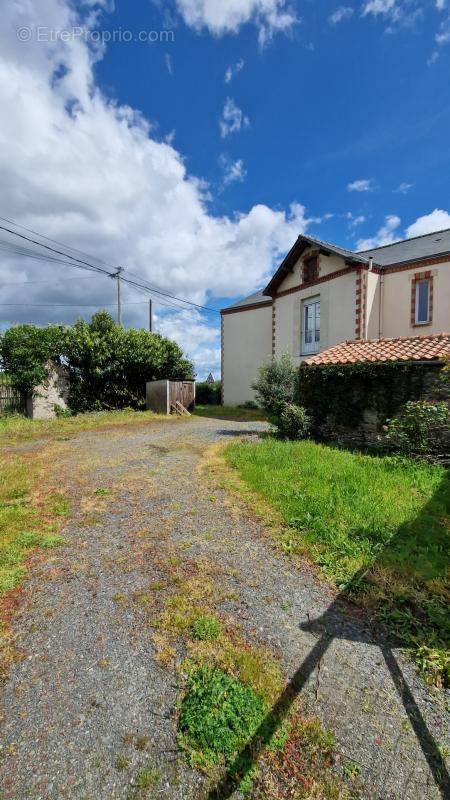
[0,417,448,800]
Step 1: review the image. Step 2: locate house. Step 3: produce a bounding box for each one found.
[221,228,450,405]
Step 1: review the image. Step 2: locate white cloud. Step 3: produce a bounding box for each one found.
[347,212,366,228]
[362,0,396,16]
[156,309,221,380]
[436,0,446,10]
[436,15,450,44]
[219,97,250,138]
[165,53,174,75]
[361,0,423,31]
[328,6,354,24]
[405,209,450,237]
[225,58,245,83]
[219,156,247,186]
[357,215,401,249]
[173,0,297,46]
[393,181,413,194]
[0,1,316,377]
[347,178,375,192]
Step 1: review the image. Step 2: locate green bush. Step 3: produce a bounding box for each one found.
[384,400,449,456]
[277,403,311,440]
[0,311,194,413]
[252,354,296,424]
[178,666,266,769]
[240,400,258,410]
[196,380,221,405]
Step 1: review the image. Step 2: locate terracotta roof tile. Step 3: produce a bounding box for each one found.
[304,333,450,366]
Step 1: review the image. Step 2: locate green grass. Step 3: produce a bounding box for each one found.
[178,665,267,772]
[0,458,66,595]
[0,409,165,444]
[193,405,266,422]
[224,438,449,686]
[191,615,222,641]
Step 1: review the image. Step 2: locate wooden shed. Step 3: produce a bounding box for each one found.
[146,380,195,415]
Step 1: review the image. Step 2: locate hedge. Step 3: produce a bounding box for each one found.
[0,311,194,413]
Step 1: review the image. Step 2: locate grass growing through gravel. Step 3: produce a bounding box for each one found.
[0,408,169,444]
[178,665,267,773]
[224,439,449,687]
[0,456,66,594]
[193,405,266,422]
[0,446,69,679]
[143,554,357,797]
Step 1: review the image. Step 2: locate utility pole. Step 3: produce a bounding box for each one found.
[114,268,123,325]
[149,299,153,332]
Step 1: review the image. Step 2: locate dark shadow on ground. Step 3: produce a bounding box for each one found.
[207,470,450,799]
[215,429,266,438]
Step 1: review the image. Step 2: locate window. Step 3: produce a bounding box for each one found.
[302,298,320,354]
[415,279,430,324]
[303,255,319,284]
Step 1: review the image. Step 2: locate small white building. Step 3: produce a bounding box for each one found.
[221,229,450,405]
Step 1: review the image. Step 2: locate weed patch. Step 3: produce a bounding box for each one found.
[178,665,267,772]
[192,615,221,641]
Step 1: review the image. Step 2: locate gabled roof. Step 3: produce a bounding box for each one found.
[263,234,368,296]
[303,333,450,366]
[358,228,450,267]
[221,227,450,313]
[221,289,272,313]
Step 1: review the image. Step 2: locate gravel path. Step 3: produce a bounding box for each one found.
[0,417,448,800]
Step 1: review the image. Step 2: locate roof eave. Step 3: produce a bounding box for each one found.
[263,235,369,296]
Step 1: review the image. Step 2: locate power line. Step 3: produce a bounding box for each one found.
[0,224,115,277]
[0,218,220,316]
[0,301,148,308]
[122,272,220,315]
[0,276,104,288]
[0,215,118,272]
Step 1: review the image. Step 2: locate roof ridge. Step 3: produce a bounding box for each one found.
[305,332,450,366]
[343,332,450,345]
[357,227,450,254]
[303,233,358,255]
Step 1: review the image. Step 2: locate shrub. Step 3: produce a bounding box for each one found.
[196,380,221,405]
[178,666,266,769]
[1,312,194,413]
[384,400,449,456]
[191,615,221,641]
[277,403,311,440]
[252,354,296,423]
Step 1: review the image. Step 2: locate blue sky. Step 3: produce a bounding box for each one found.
[93,0,450,244]
[0,0,449,378]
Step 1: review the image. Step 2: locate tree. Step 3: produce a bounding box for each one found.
[0,324,64,394]
[0,311,194,412]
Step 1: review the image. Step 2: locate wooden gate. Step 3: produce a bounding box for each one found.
[146,380,195,415]
[169,381,195,412]
[0,374,25,414]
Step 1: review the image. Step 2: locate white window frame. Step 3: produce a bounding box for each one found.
[415,279,430,325]
[301,297,320,355]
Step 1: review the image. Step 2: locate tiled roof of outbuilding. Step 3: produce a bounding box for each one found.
[304,334,450,366]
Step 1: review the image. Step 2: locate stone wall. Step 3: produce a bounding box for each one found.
[26,361,70,420]
[298,361,448,449]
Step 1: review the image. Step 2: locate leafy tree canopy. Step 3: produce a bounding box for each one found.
[0,311,194,412]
